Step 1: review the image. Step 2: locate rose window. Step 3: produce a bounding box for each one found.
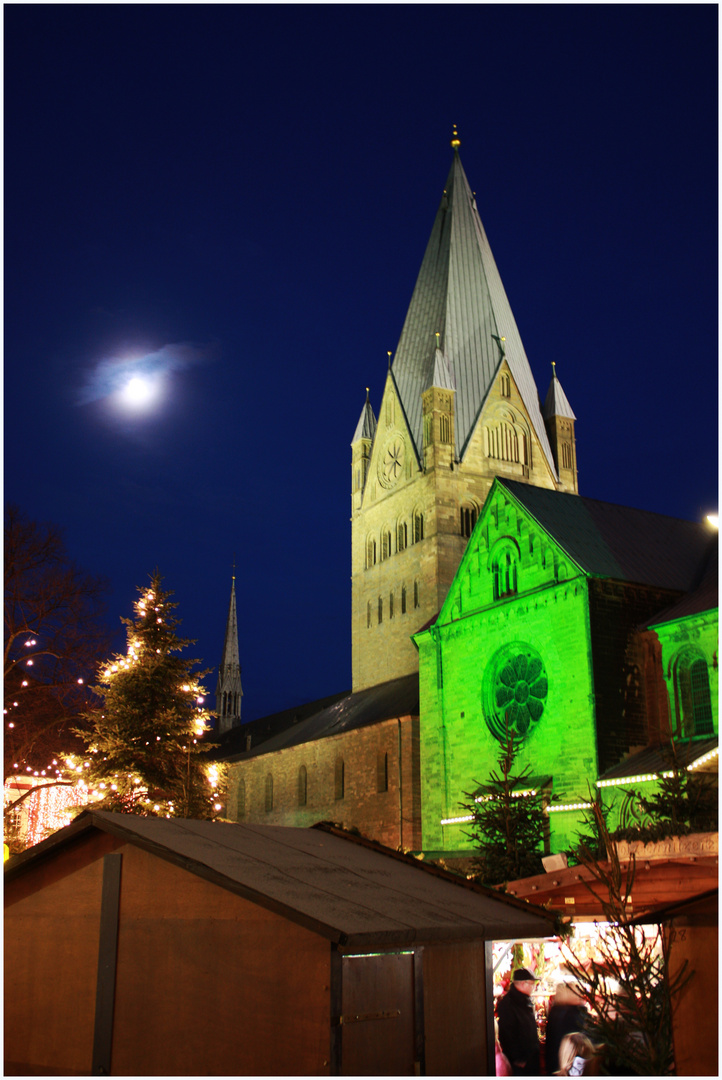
[482,644,548,745]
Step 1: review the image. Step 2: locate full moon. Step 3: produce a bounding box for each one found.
[119,375,157,409]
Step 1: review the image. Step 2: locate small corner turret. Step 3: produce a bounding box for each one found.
[543,362,578,493]
[351,387,377,512]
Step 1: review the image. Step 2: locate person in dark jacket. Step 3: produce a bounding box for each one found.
[497,967,541,1076]
[545,979,588,1075]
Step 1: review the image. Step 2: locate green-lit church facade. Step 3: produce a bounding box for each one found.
[415,476,718,860]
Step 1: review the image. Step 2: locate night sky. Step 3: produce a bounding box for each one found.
[5,5,718,725]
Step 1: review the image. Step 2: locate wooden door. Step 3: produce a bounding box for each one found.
[340,952,416,1075]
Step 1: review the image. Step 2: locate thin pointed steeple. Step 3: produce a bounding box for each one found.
[215,570,243,735]
[390,146,558,476]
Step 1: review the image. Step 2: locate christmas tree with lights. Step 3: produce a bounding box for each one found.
[76,572,224,818]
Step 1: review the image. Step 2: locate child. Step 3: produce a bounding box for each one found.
[555,1031,598,1076]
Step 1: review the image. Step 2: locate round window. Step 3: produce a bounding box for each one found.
[482,643,548,745]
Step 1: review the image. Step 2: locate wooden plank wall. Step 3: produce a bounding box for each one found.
[422,940,488,1075]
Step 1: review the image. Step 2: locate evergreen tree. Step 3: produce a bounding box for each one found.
[76,572,224,818]
[562,800,692,1075]
[462,729,545,886]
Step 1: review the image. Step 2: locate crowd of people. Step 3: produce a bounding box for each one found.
[494,967,608,1076]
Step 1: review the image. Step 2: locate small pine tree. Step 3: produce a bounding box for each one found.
[462,730,545,886]
[76,572,223,818]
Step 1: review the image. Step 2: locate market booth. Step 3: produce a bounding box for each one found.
[5,811,559,1076]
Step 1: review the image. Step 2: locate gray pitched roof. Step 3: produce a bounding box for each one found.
[390,150,557,474]
[542,363,576,420]
[215,576,242,697]
[500,478,712,592]
[6,811,559,947]
[218,673,419,762]
[647,539,718,626]
[352,391,377,442]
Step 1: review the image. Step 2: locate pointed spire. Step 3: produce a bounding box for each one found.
[215,572,243,735]
[390,148,558,477]
[543,361,576,420]
[352,387,377,443]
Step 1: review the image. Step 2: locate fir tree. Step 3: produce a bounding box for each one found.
[462,729,545,886]
[76,572,224,818]
[562,800,692,1075]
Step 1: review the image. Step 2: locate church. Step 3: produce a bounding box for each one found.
[214,135,718,863]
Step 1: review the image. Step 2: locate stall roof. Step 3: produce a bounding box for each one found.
[6,811,559,949]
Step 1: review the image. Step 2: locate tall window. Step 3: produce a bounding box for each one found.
[335,757,345,800]
[264,774,273,813]
[672,650,714,736]
[413,580,420,609]
[367,537,377,568]
[401,585,407,614]
[382,530,391,560]
[500,372,511,397]
[397,521,408,552]
[460,505,478,538]
[413,511,424,543]
[298,765,307,807]
[389,591,394,619]
[492,545,518,600]
[377,751,389,793]
[378,596,383,624]
[439,414,450,444]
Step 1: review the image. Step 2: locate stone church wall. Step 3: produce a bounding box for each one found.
[226,714,421,850]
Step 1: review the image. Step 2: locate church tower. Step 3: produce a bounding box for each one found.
[351,131,578,692]
[215,574,243,734]
[543,361,578,493]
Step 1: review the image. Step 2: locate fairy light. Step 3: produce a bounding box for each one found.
[441,814,474,825]
[546,801,594,813]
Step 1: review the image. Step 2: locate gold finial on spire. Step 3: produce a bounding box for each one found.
[450,124,461,150]
[435,331,441,348]
[387,351,393,369]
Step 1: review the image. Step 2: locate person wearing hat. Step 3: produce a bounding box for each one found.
[497,967,541,1076]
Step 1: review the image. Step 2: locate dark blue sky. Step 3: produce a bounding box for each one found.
[5,5,718,723]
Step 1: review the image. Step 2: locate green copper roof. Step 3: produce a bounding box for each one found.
[391,150,557,474]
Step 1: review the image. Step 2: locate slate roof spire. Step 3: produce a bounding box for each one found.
[543,361,576,420]
[390,143,557,476]
[352,387,377,443]
[216,571,243,734]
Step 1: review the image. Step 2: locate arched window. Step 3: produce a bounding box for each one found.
[236,779,246,822]
[460,504,478,538]
[382,530,391,560]
[439,414,450,444]
[389,591,394,619]
[672,649,714,736]
[397,520,408,552]
[367,536,377,568]
[413,511,424,543]
[264,774,273,813]
[413,580,420,609]
[298,765,307,807]
[500,372,511,397]
[377,751,389,793]
[401,585,407,614]
[335,757,345,801]
[562,442,573,469]
[491,542,519,601]
[378,596,383,624]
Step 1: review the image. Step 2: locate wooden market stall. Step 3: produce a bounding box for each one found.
[5,811,559,1076]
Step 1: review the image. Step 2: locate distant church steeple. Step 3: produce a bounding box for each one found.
[216,571,243,734]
